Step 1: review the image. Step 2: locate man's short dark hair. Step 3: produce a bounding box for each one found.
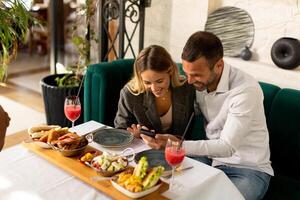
[181,31,223,68]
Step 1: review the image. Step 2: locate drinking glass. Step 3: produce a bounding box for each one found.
[64,96,81,127]
[165,138,185,190]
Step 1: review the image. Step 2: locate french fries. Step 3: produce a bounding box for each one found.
[47,127,69,143]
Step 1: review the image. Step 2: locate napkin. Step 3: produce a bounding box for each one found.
[69,120,106,136]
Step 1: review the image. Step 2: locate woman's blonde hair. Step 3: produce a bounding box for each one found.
[127,45,185,95]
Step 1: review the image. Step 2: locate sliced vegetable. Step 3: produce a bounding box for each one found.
[133,156,148,179]
[142,166,164,189]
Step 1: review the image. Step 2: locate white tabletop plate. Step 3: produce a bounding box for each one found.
[110,180,162,199]
[34,141,52,149]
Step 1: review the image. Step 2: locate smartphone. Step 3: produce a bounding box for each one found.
[140,128,156,138]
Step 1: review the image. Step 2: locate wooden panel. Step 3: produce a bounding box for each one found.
[23,143,169,200]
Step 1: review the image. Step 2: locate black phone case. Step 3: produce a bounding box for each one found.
[140,129,156,137]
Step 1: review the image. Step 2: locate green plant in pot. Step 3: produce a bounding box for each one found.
[55,0,98,88]
[40,0,98,127]
[0,0,36,82]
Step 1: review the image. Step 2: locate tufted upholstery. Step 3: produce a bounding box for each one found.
[84,59,134,127]
[263,88,300,200]
[84,59,300,199]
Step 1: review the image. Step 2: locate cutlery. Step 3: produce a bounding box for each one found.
[161,166,194,178]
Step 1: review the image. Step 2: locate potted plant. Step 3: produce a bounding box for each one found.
[40,0,98,127]
[0,0,36,82]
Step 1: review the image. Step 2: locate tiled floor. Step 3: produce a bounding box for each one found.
[8,51,50,93]
[9,70,50,93]
[8,51,49,74]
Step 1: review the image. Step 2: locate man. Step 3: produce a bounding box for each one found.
[141,31,273,200]
[0,105,10,151]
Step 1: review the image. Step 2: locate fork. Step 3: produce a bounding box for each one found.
[161,166,194,179]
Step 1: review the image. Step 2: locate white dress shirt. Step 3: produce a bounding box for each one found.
[184,63,274,176]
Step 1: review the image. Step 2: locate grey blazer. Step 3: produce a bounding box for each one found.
[114,82,195,136]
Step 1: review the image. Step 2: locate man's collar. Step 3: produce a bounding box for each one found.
[215,62,230,93]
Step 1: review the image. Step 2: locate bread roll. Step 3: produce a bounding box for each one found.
[30,131,47,139]
[28,125,60,139]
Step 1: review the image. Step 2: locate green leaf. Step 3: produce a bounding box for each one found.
[55,74,82,88]
[0,0,37,82]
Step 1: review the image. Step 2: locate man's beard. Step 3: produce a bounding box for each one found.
[194,71,217,92]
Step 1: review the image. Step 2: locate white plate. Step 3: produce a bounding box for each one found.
[23,138,51,149]
[35,141,51,149]
[111,180,162,199]
[24,140,51,149]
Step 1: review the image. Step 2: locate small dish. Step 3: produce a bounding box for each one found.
[58,144,88,157]
[111,179,162,199]
[51,134,93,157]
[90,153,129,177]
[95,166,128,177]
[79,150,102,166]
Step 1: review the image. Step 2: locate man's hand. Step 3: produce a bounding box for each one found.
[140,134,181,150]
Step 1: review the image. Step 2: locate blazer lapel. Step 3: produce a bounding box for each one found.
[143,92,162,131]
[172,87,188,135]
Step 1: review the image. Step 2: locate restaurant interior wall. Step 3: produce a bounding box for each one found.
[133,0,300,90]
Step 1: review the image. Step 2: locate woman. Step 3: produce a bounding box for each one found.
[114,45,195,145]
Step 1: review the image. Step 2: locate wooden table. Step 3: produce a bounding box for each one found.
[4,121,243,200]
[23,142,169,200]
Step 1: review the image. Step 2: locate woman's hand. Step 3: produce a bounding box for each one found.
[127,124,142,138]
[140,134,180,150]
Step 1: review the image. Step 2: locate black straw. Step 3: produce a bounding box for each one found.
[179,112,194,146]
[76,75,85,98]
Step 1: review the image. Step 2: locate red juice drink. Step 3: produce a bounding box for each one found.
[64,105,81,121]
[165,147,185,166]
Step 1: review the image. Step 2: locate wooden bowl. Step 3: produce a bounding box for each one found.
[54,138,89,157]
[58,144,88,157]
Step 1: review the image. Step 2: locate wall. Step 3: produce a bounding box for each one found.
[144,0,209,60]
[219,0,300,64]
[142,0,300,90]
